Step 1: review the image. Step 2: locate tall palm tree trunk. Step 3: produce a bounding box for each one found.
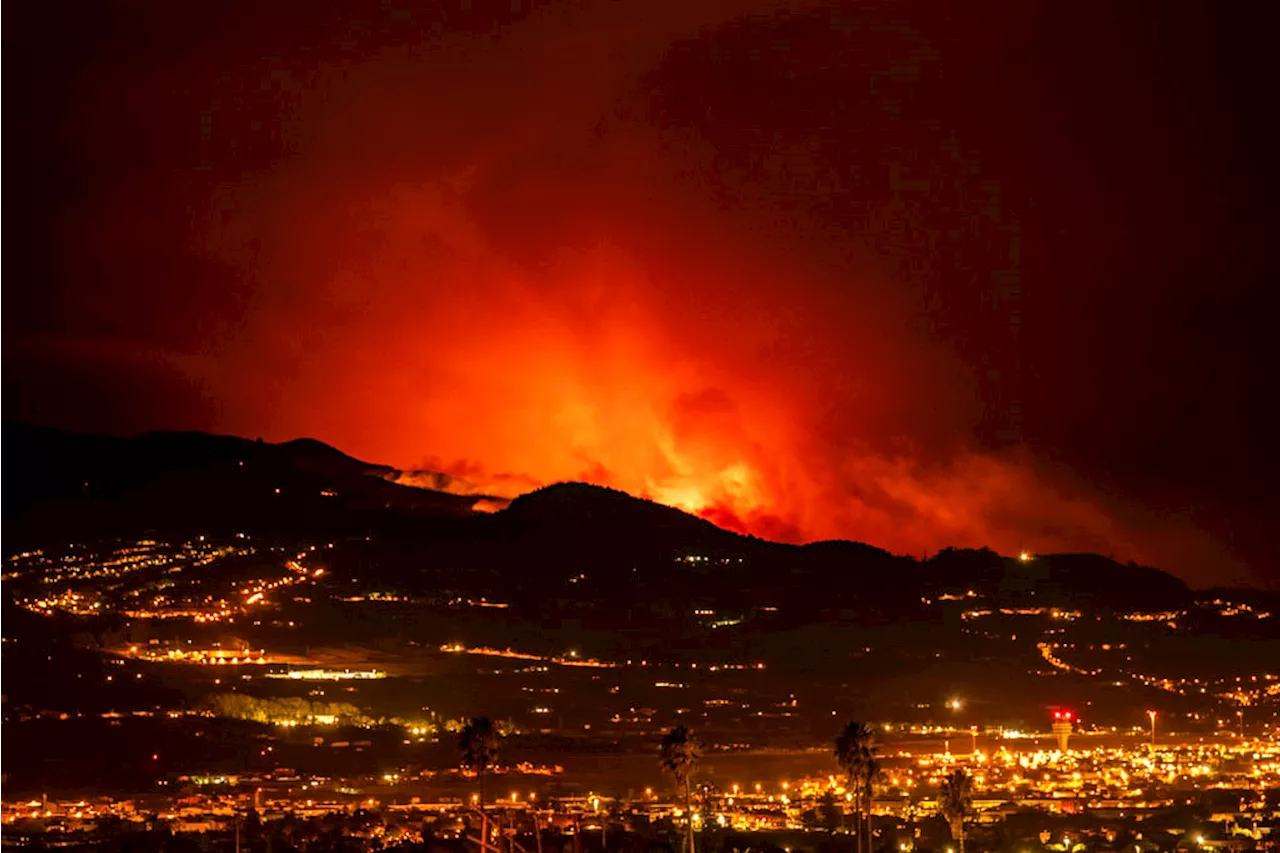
[865,792,873,853]
[950,819,965,853]
[855,810,862,853]
[684,776,695,853]
[480,770,489,853]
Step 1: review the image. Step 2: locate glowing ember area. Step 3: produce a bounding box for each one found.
[9,1,1246,583]
[201,173,1164,560]
[171,14,1224,574]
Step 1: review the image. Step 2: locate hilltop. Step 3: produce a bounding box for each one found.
[3,423,1195,615]
[1,423,490,543]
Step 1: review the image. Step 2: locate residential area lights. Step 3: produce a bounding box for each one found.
[6,738,1277,841]
[437,643,769,672]
[438,644,617,668]
[7,538,329,624]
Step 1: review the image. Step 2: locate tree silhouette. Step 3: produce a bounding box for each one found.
[835,721,878,853]
[937,769,974,853]
[660,724,701,853]
[459,716,504,834]
[816,789,843,834]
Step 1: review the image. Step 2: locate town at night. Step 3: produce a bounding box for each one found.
[3,527,1277,850]
[3,1,1277,852]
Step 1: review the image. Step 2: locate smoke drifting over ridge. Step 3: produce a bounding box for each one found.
[5,0,1261,586]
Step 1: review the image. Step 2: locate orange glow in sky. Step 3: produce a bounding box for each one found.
[20,0,1240,583]
[177,9,1228,572]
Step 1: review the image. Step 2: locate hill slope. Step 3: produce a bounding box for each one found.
[2,423,488,543]
[3,424,1195,613]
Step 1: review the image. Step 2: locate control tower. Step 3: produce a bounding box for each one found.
[1051,710,1074,751]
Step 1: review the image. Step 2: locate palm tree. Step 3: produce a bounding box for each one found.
[857,754,881,853]
[459,716,503,849]
[660,724,701,853]
[834,722,875,853]
[937,769,973,853]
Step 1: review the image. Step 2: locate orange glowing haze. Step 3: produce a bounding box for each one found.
[45,1,1238,581]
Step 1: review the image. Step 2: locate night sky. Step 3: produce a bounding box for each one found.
[5,0,1276,587]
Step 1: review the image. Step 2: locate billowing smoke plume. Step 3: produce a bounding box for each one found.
[17,0,1239,582]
